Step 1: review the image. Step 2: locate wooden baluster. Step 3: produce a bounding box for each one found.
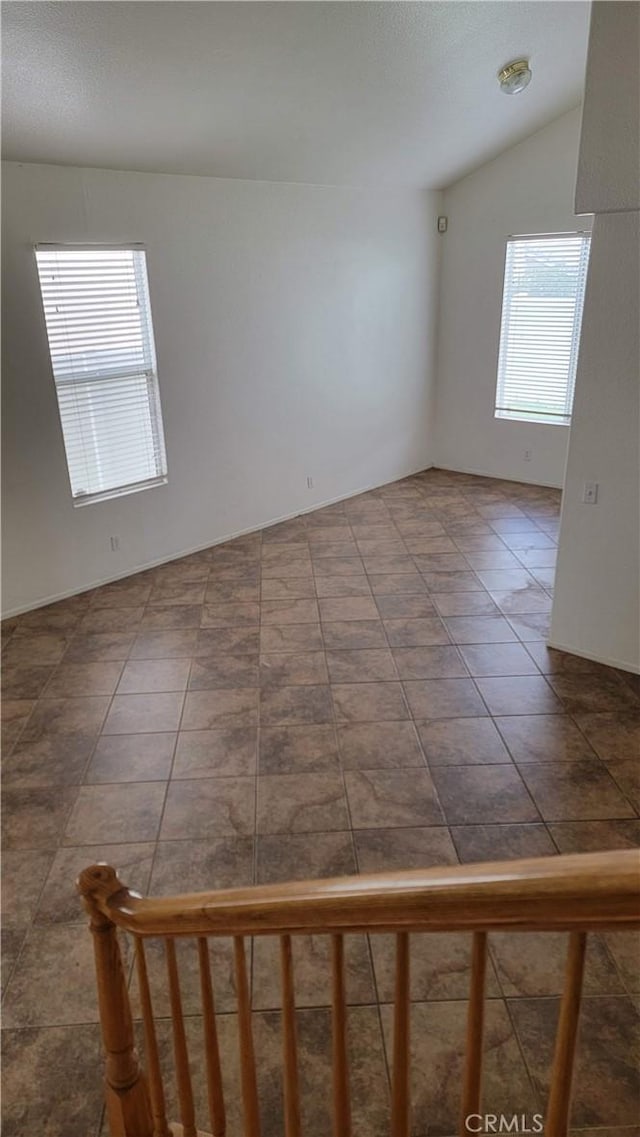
[280,935,301,1137]
[77,865,154,1137]
[135,937,171,1137]
[460,932,488,1137]
[392,933,411,1137]
[331,934,352,1137]
[197,937,227,1137]
[234,935,261,1136]
[165,939,197,1137]
[545,932,587,1137]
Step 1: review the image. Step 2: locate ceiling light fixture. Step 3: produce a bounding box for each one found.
[498,59,532,95]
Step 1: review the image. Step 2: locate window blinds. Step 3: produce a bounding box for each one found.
[495,233,591,425]
[35,245,167,503]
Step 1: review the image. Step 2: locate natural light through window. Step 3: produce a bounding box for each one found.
[495,232,591,426]
[35,244,168,505]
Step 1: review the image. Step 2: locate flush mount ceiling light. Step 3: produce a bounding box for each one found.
[498,59,532,95]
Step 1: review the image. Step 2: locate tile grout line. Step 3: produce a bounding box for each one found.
[311,512,395,1096]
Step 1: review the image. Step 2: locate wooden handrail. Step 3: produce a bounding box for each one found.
[78,849,640,1137]
[78,850,640,938]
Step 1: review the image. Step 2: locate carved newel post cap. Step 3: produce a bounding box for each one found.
[77,862,120,895]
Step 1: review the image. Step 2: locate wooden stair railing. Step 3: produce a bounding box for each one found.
[77,849,640,1137]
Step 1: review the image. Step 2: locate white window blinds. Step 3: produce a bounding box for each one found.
[35,245,167,504]
[495,233,591,425]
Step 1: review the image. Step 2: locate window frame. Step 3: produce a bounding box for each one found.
[35,242,168,507]
[494,230,591,428]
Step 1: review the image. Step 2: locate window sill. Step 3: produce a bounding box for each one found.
[494,410,571,427]
[72,475,168,508]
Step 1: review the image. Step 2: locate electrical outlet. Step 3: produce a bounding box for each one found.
[523,449,533,462]
[306,476,314,489]
[583,482,599,504]
[109,535,120,552]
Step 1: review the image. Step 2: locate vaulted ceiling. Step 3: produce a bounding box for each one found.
[2,1,590,188]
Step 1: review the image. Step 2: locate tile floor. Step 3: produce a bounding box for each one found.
[2,468,639,1136]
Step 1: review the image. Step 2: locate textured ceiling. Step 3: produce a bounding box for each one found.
[1,1,590,188]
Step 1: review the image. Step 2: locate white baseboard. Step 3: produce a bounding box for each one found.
[3,462,435,618]
[434,461,563,491]
[546,638,640,675]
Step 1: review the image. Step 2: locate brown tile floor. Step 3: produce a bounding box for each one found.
[2,468,639,1136]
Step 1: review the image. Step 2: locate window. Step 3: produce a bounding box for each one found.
[35,245,167,504]
[495,232,591,425]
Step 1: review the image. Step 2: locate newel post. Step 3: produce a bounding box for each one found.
[78,864,154,1137]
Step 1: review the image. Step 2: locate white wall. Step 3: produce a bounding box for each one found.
[434,107,588,488]
[550,211,639,670]
[550,2,640,673]
[1,162,441,615]
[575,1,640,215]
